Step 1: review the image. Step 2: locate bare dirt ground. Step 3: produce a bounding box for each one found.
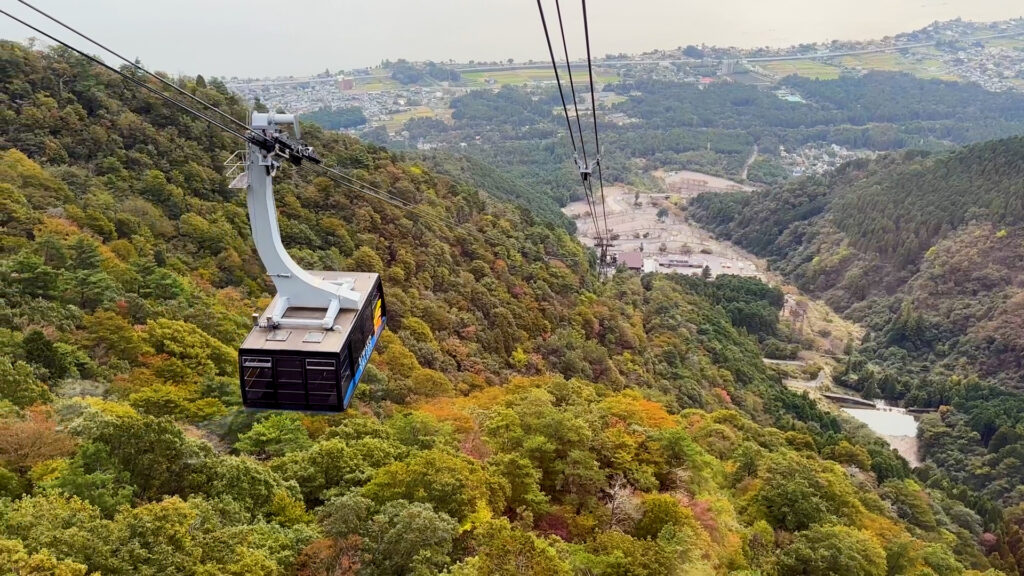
[563,178,763,280]
[656,169,754,199]
[564,169,860,353]
[780,291,865,356]
[882,435,922,468]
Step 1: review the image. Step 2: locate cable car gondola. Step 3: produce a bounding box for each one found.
[3,0,603,409]
[233,113,386,411]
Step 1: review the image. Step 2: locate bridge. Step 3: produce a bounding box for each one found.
[821,392,876,408]
[820,392,939,414]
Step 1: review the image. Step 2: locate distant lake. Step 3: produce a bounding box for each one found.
[843,408,918,437]
[844,406,921,466]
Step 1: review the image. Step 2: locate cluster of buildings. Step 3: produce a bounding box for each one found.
[615,251,707,275]
[226,75,452,127]
[779,144,874,177]
[609,19,1024,92]
[941,44,1024,92]
[611,251,762,279]
[228,76,358,115]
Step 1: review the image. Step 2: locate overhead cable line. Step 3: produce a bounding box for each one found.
[15,0,254,135]
[553,0,590,170]
[553,0,607,253]
[298,162,460,233]
[536,0,604,247]
[302,162,585,263]
[581,0,610,246]
[536,0,580,156]
[301,163,584,264]
[1,7,447,229]
[2,6,585,266]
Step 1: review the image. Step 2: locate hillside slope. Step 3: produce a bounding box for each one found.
[690,137,1024,386]
[0,41,1009,575]
[690,137,1024,556]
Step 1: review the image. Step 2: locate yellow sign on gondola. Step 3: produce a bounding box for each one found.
[373,298,383,333]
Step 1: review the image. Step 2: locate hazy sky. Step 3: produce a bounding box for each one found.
[1,0,1021,78]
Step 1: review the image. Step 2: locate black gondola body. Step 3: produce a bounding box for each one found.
[238,271,386,411]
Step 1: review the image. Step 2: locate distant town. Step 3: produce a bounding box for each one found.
[219,17,1024,183]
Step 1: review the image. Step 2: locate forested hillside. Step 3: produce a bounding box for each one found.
[356,71,1024,226]
[689,137,1024,565]
[0,40,1012,575]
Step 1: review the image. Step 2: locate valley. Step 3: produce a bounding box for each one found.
[563,168,924,467]
[4,6,1024,574]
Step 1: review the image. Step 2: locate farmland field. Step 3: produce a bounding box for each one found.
[462,68,618,87]
[760,60,841,79]
[984,37,1024,50]
[353,75,402,92]
[382,106,438,131]
[839,52,904,70]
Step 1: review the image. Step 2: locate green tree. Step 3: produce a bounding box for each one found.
[744,519,775,572]
[751,454,860,531]
[880,479,938,531]
[0,466,25,499]
[486,453,548,516]
[362,449,498,521]
[409,368,454,398]
[823,440,872,470]
[575,530,679,576]
[361,500,459,575]
[83,310,150,364]
[453,518,571,576]
[348,246,384,274]
[633,494,698,541]
[144,318,235,378]
[236,413,314,459]
[1,493,117,574]
[0,358,51,407]
[3,250,60,298]
[73,410,209,500]
[318,495,459,575]
[0,537,89,576]
[37,443,134,516]
[775,525,886,576]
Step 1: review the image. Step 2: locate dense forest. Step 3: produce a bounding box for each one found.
[689,137,1024,562]
[368,72,1024,228]
[604,72,1024,182]
[387,60,463,85]
[300,107,368,131]
[0,39,1014,574]
[612,73,1024,141]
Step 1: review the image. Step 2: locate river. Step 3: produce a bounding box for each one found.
[843,404,921,467]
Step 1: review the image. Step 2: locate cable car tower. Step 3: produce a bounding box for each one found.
[231,113,387,412]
